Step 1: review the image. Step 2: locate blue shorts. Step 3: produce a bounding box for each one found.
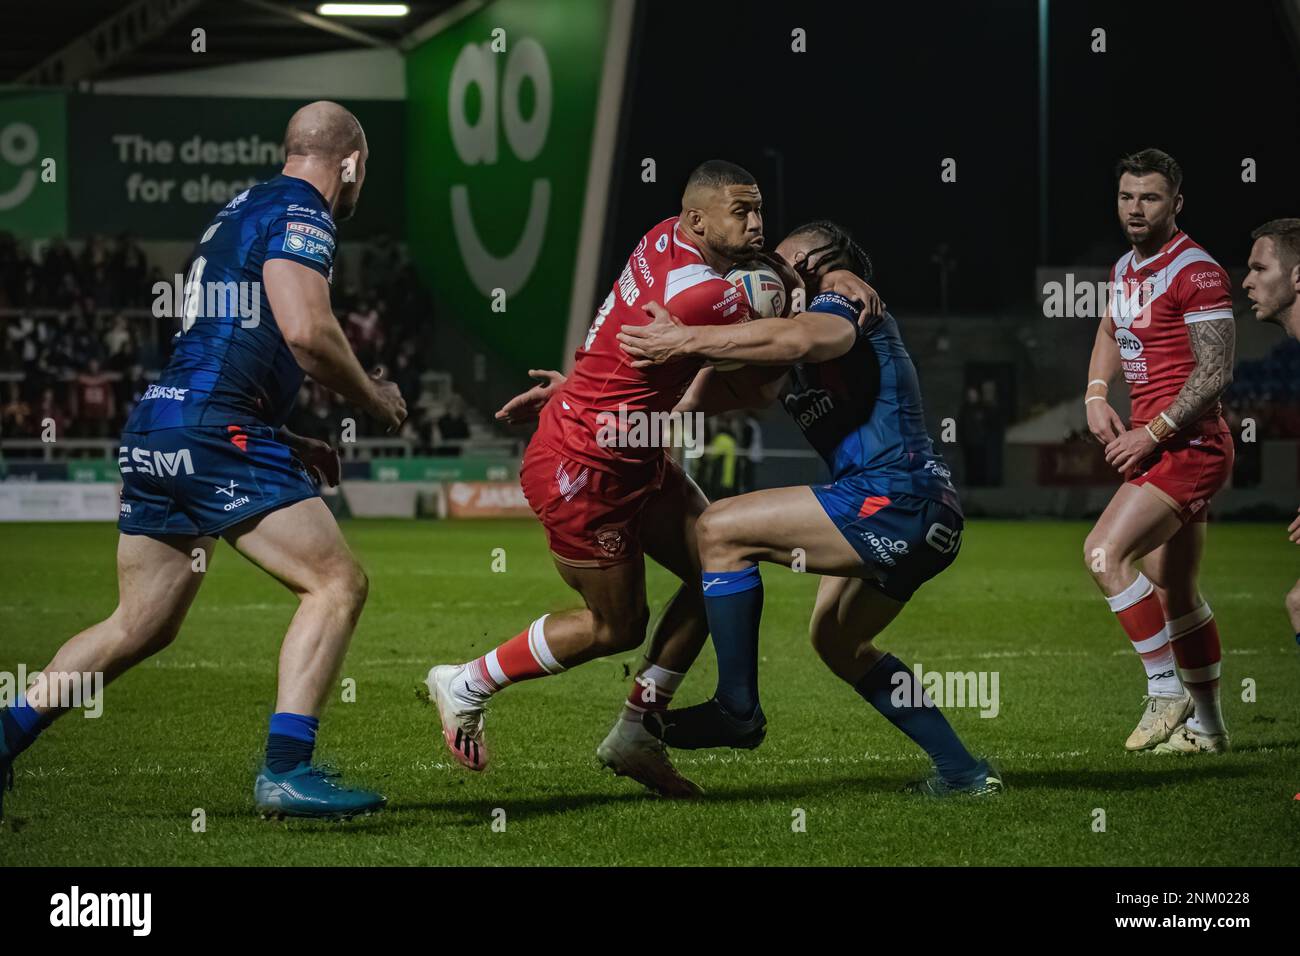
[117,425,319,539]
[812,479,963,603]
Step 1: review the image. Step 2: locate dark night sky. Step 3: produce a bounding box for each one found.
[603,0,1299,314]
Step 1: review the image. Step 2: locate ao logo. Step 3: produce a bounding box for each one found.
[0,122,39,211]
[449,38,552,298]
[1115,327,1143,360]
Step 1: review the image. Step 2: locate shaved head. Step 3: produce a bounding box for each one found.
[284,100,365,161]
[281,100,369,221]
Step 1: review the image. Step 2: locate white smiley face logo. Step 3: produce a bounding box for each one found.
[0,122,39,212]
[447,37,553,298]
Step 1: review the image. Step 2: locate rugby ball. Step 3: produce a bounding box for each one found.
[711,262,787,371]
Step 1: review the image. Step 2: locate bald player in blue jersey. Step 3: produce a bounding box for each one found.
[617,221,1001,797]
[0,101,406,822]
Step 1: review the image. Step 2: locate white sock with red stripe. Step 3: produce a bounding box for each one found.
[454,615,565,703]
[1168,602,1225,735]
[1106,574,1181,697]
[620,663,685,724]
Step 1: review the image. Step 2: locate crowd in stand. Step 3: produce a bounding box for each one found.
[0,232,476,454]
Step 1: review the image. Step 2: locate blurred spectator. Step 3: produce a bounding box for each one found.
[71,357,117,438]
[435,395,471,455]
[697,418,739,500]
[958,386,992,486]
[1,382,32,437]
[36,386,68,440]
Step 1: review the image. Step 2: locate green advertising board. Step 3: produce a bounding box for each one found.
[0,90,68,239]
[405,0,634,373]
[1,92,403,240]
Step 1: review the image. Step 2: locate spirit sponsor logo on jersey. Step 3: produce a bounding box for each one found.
[141,384,188,402]
[655,233,668,253]
[118,446,195,477]
[783,387,834,430]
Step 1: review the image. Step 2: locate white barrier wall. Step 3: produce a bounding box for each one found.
[0,483,122,521]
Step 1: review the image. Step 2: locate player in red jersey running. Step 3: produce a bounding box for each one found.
[1083,149,1237,754]
[1242,218,1300,644]
[422,161,776,794]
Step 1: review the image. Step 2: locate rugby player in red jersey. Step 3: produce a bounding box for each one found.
[422,161,772,794]
[1241,218,1300,644]
[1083,149,1237,754]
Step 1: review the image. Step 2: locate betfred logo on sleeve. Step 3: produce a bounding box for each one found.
[282,221,335,265]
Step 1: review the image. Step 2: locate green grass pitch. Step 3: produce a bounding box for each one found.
[1,518,1297,866]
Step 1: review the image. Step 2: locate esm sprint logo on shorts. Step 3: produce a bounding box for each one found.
[118,446,195,477]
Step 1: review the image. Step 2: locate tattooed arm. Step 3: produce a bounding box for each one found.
[1163,317,1236,429]
[1104,317,1236,474]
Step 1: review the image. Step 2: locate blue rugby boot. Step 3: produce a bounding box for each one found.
[254,762,386,820]
[904,758,1005,798]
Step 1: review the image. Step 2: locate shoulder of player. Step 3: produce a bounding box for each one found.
[666,269,745,321]
[1165,238,1229,289]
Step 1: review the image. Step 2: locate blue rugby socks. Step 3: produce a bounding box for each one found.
[0,697,52,758]
[701,565,764,718]
[854,653,980,783]
[265,712,319,773]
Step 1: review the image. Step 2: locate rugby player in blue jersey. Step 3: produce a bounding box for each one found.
[617,221,1001,797]
[0,101,406,821]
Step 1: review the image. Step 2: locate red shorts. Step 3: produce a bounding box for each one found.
[519,439,685,567]
[1127,427,1234,523]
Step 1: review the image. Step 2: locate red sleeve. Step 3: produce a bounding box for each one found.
[1175,262,1233,325]
[670,276,752,327]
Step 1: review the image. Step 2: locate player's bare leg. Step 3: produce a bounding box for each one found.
[225,497,385,817]
[807,575,1001,796]
[1083,482,1192,750]
[808,574,902,683]
[1143,521,1229,753]
[1287,582,1300,645]
[225,498,370,718]
[426,553,652,771]
[597,466,710,797]
[1,532,212,819]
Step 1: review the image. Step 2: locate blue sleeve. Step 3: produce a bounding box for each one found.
[264,204,336,279]
[808,290,861,324]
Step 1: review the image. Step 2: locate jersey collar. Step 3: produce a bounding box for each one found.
[277,173,332,212]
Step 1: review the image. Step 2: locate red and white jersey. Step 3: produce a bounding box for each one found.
[1107,230,1233,430]
[538,216,750,471]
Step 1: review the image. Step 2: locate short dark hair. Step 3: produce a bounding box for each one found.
[1251,218,1300,270]
[684,159,756,193]
[1116,148,1183,194]
[786,220,873,281]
